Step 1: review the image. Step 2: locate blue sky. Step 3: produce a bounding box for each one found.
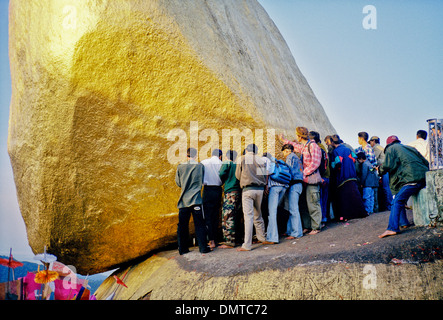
[0,0,27,259]
[1,0,442,260]
[258,0,443,145]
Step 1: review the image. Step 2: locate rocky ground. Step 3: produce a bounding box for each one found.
[177,209,443,276]
[95,209,443,300]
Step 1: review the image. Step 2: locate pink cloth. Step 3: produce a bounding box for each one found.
[54,277,84,300]
[22,272,42,300]
[21,271,94,300]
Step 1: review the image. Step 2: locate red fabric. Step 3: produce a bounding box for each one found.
[386,135,400,145]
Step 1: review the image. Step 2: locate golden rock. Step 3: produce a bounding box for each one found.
[8,0,335,274]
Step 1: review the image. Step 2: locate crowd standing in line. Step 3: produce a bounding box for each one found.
[174,127,430,254]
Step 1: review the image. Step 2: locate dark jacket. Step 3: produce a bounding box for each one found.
[379,142,429,195]
[331,144,358,187]
[219,160,241,193]
[235,152,267,190]
[286,152,304,182]
[356,159,379,188]
[175,160,204,208]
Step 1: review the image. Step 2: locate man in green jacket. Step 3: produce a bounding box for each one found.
[218,150,241,248]
[378,136,429,238]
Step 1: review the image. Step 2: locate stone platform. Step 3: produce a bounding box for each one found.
[95,210,443,300]
[412,169,443,227]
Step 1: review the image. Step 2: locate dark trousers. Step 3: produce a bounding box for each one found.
[177,205,209,254]
[203,185,223,241]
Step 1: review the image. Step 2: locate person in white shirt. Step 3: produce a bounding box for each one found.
[407,130,430,163]
[201,149,223,249]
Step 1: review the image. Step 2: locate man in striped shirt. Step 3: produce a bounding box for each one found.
[355,132,377,168]
[278,127,323,235]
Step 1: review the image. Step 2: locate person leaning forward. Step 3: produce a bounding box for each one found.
[235,144,268,251]
[175,148,211,255]
[378,136,429,239]
[279,127,323,235]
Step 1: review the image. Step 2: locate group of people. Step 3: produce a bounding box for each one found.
[174,126,430,254]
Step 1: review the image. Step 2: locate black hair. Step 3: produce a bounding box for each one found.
[187,147,197,158]
[226,150,237,161]
[309,131,321,143]
[281,143,294,152]
[331,134,342,144]
[417,130,427,140]
[356,152,366,160]
[246,144,258,154]
[212,149,223,158]
[358,132,369,142]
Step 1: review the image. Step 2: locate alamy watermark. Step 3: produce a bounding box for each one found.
[363,5,377,30]
[166,121,277,164]
[362,264,377,289]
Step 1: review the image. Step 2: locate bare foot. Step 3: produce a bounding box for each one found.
[236,247,250,252]
[208,240,216,249]
[378,230,397,238]
[285,236,296,240]
[261,241,277,245]
[219,244,234,249]
[308,230,320,235]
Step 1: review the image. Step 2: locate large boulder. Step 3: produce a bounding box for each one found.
[8,0,335,274]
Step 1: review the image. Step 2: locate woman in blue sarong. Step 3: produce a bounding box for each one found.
[330,136,368,221]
